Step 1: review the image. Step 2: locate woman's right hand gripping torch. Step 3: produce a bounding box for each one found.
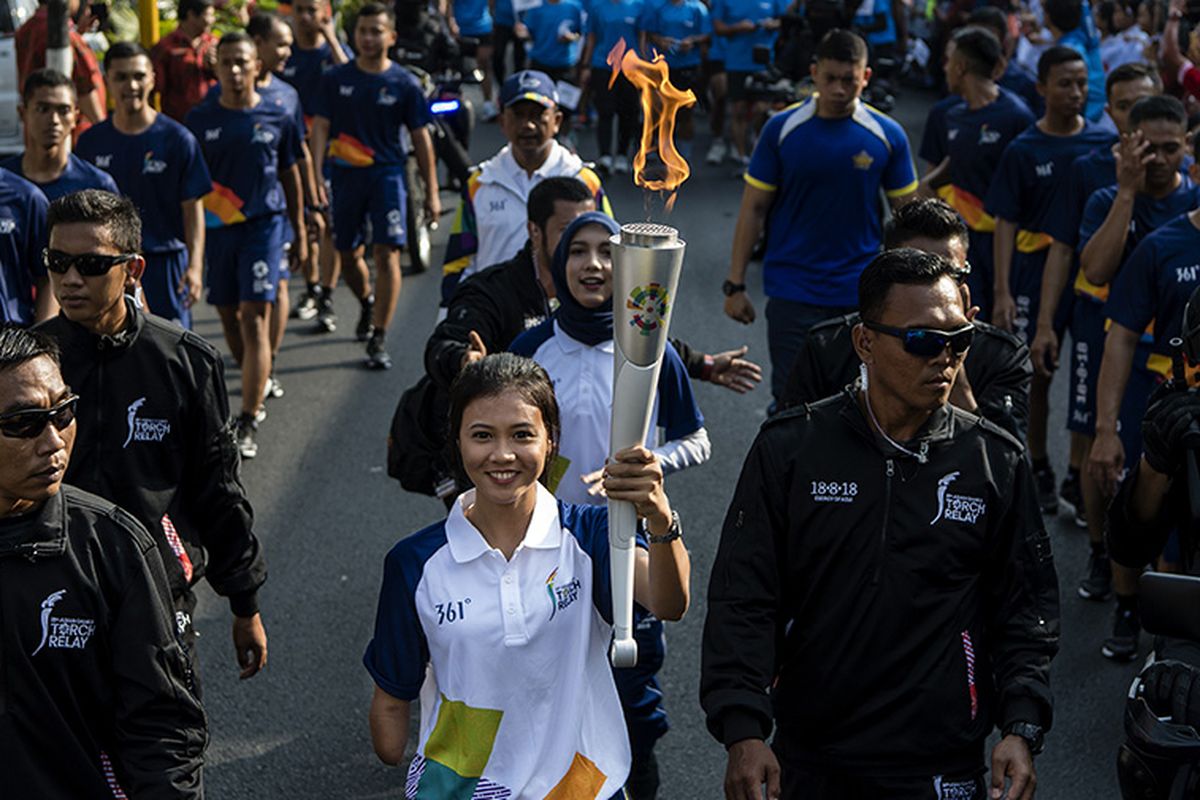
[608,223,686,668]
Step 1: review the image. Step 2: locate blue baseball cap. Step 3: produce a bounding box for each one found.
[500,70,559,109]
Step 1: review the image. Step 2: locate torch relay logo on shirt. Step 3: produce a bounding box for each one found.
[124,397,171,448]
[545,568,581,621]
[31,589,96,655]
[930,471,987,525]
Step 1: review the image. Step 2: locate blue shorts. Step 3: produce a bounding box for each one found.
[1067,298,1158,460]
[205,215,283,306]
[273,214,293,283]
[330,164,408,251]
[142,248,192,329]
[1009,248,1071,346]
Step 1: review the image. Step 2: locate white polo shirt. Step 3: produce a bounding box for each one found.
[364,484,630,799]
[510,319,705,505]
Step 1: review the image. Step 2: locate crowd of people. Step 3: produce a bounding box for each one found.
[7,0,1200,796]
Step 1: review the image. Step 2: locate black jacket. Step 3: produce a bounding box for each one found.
[425,241,707,393]
[37,303,266,616]
[780,314,1032,440]
[701,391,1060,776]
[0,486,206,798]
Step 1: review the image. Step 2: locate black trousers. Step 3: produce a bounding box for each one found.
[776,750,986,800]
[492,23,527,82]
[588,68,640,157]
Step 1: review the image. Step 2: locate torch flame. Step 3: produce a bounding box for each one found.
[606,40,696,209]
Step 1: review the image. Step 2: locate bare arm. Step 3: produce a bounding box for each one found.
[411,126,441,221]
[321,19,350,63]
[310,116,330,188]
[281,163,308,265]
[369,687,411,766]
[919,156,951,195]
[1030,240,1072,376]
[180,198,205,308]
[1163,0,1186,73]
[992,217,1018,330]
[724,183,774,324]
[712,17,756,35]
[1080,189,1137,285]
[1090,323,1140,494]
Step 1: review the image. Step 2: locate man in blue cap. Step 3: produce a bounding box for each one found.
[440,69,612,304]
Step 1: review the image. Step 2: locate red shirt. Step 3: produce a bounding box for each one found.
[14,7,106,135]
[150,28,218,122]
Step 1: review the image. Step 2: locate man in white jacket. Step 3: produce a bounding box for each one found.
[440,70,612,304]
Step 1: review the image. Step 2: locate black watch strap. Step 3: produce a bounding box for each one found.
[1003,721,1044,755]
[722,279,746,296]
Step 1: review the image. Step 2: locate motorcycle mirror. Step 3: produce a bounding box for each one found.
[1139,572,1200,640]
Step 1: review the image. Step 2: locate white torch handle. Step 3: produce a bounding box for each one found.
[608,357,662,669]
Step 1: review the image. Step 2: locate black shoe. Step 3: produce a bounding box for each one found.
[1077,551,1112,601]
[1102,606,1141,662]
[365,332,391,370]
[1060,472,1086,528]
[356,295,375,342]
[235,413,258,460]
[1033,463,1058,516]
[316,294,337,333]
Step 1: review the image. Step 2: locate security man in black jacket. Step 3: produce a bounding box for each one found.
[702,249,1060,800]
[0,324,206,798]
[35,189,268,682]
[781,198,1032,440]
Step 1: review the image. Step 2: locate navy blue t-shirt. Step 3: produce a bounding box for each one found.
[204,76,306,163]
[1000,61,1042,117]
[312,61,431,168]
[0,168,49,324]
[1076,178,1198,302]
[185,96,301,227]
[941,88,1034,231]
[1043,145,1114,247]
[746,98,917,306]
[280,41,337,120]
[918,93,960,166]
[1107,213,1200,354]
[76,114,212,254]
[0,153,119,202]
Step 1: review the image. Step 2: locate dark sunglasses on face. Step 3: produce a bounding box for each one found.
[863,320,976,358]
[43,248,137,277]
[0,395,79,439]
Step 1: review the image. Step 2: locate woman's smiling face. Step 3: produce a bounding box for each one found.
[565,223,614,309]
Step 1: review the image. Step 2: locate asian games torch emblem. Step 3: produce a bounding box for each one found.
[627,283,670,336]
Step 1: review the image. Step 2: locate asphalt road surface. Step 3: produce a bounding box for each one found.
[190,85,1139,798]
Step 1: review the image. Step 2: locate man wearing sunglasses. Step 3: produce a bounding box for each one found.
[34,189,268,688]
[704,247,1059,800]
[0,324,206,798]
[781,198,1033,440]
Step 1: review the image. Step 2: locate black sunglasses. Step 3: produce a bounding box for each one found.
[863,320,976,357]
[0,395,79,439]
[43,248,137,276]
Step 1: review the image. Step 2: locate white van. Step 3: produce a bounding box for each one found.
[0,0,38,157]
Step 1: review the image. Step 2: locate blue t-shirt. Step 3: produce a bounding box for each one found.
[745,99,917,306]
[640,0,711,68]
[495,0,517,26]
[524,0,586,68]
[941,88,1034,231]
[918,93,960,166]
[853,0,896,47]
[0,168,49,325]
[203,76,307,164]
[76,114,212,254]
[312,61,433,168]
[1000,61,1042,117]
[184,97,301,228]
[1107,213,1200,354]
[710,0,787,72]
[589,0,644,68]
[1077,178,1198,302]
[1042,146,1114,247]
[0,153,119,202]
[280,41,337,120]
[452,0,494,36]
[985,121,1114,243]
[1059,26,1106,123]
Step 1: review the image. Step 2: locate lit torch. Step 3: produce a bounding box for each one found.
[606,42,693,668]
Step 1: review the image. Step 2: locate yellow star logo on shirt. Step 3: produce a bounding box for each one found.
[852,150,874,170]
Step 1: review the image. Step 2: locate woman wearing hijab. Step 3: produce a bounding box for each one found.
[509,211,710,798]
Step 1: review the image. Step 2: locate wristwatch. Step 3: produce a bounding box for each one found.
[1002,721,1045,755]
[646,510,682,544]
[722,279,747,297]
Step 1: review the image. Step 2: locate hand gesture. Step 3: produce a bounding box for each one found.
[1115,131,1151,194]
[724,739,781,800]
[581,466,608,498]
[990,735,1036,800]
[708,345,763,393]
[724,292,756,324]
[232,613,268,679]
[1029,324,1060,378]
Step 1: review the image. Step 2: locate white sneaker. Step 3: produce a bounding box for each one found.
[481,99,499,121]
[613,154,630,174]
[706,139,728,165]
[599,154,614,173]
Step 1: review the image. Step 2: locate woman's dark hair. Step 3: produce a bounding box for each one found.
[448,353,561,480]
[1037,44,1085,82]
[858,248,961,322]
[48,190,142,254]
[950,26,1003,78]
[0,324,60,376]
